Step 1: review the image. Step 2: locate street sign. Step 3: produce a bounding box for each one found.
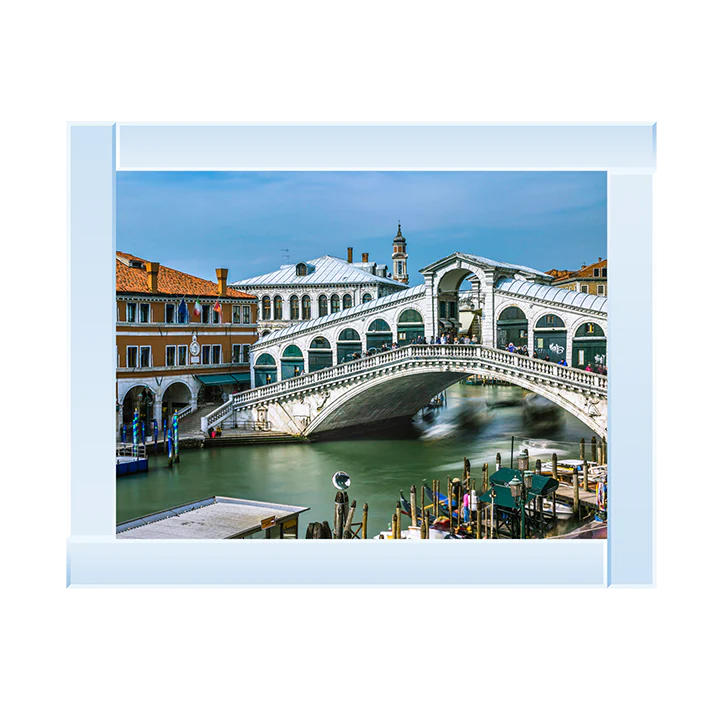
[260,516,277,530]
[332,471,351,490]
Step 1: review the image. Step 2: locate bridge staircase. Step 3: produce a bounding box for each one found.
[177,403,217,436]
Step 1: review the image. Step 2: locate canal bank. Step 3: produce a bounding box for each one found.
[117,382,601,536]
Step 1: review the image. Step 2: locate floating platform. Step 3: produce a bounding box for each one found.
[116,496,310,540]
[116,456,148,476]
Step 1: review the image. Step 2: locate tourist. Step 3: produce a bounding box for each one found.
[585,363,592,371]
[558,358,568,366]
[472,334,478,344]
[507,342,516,353]
[544,355,550,361]
[462,488,470,524]
[470,489,478,522]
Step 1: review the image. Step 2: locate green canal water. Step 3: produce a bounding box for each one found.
[116,382,596,536]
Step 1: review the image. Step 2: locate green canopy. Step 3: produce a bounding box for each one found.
[196,373,250,386]
[480,467,559,509]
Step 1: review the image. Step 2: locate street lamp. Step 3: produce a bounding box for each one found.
[509,473,533,539]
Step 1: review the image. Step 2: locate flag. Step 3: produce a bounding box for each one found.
[178,298,187,322]
[193,298,202,317]
[213,300,222,321]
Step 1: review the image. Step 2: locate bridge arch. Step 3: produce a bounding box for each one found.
[281,344,304,379]
[395,307,425,346]
[305,362,605,438]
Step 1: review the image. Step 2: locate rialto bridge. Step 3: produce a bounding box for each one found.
[201,252,608,438]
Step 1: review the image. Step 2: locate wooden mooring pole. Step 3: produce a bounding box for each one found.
[362,503,368,540]
[535,458,542,475]
[552,453,558,481]
[572,470,580,518]
[463,456,471,481]
[583,460,589,492]
[495,452,502,471]
[410,485,418,528]
[342,500,357,538]
[395,501,402,539]
[482,463,489,492]
[580,437,586,460]
[591,436,597,465]
[333,491,346,539]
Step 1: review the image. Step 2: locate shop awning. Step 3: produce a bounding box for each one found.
[195,373,250,386]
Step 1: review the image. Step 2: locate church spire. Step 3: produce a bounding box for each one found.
[392,221,409,284]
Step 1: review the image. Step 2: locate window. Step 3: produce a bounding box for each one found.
[330,295,340,313]
[290,295,299,320]
[274,296,283,320]
[581,285,588,293]
[597,285,605,295]
[342,294,352,310]
[243,344,250,363]
[165,303,175,323]
[201,304,211,323]
[232,305,241,324]
[262,296,271,320]
[396,261,404,275]
[178,345,188,366]
[166,346,176,366]
[201,345,211,365]
[127,346,138,367]
[178,303,188,323]
[243,305,250,324]
[362,293,372,303]
[594,268,600,277]
[139,346,151,368]
[302,295,311,320]
[213,306,222,324]
[579,350,585,365]
[439,301,447,318]
[232,344,241,364]
[296,263,307,276]
[318,295,328,317]
[212,345,221,365]
[602,267,607,277]
[140,303,150,323]
[126,303,137,322]
[449,301,457,318]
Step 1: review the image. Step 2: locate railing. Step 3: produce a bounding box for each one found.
[116,442,147,460]
[202,344,608,429]
[175,404,195,421]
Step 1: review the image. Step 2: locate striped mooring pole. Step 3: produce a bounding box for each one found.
[167,433,173,467]
[121,424,126,444]
[132,409,139,458]
[153,419,158,454]
[163,419,167,444]
[173,412,180,463]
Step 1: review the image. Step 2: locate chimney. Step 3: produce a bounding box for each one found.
[362,252,369,263]
[216,268,228,296]
[145,261,159,293]
[598,257,602,263]
[347,247,353,263]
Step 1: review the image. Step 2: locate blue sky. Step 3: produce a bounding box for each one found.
[117,171,606,285]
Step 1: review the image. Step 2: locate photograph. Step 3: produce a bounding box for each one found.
[114,170,609,542]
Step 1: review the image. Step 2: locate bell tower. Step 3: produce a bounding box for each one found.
[392,222,409,284]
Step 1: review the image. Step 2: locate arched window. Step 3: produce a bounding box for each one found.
[301,295,311,320]
[362,293,373,303]
[366,318,392,353]
[262,296,271,320]
[533,314,566,363]
[253,353,277,387]
[295,263,308,276]
[273,296,283,320]
[573,323,606,369]
[397,308,424,346]
[497,306,529,351]
[290,295,299,320]
[281,344,304,379]
[318,295,328,317]
[309,336,333,372]
[342,293,352,310]
[337,328,362,364]
[330,294,340,313]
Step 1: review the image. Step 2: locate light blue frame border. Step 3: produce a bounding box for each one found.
[67,123,655,586]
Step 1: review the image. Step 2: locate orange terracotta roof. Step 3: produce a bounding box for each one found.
[548,258,607,283]
[116,252,255,299]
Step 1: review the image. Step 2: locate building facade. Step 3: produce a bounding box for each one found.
[116,252,257,436]
[547,258,608,296]
[231,245,406,337]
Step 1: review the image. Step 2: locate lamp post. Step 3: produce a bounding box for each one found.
[509,473,533,539]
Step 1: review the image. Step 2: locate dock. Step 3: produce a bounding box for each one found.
[116,496,310,540]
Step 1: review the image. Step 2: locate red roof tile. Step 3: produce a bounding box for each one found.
[116,252,255,299]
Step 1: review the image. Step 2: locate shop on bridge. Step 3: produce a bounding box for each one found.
[254,353,278,387]
[337,328,362,363]
[308,336,334,372]
[366,318,393,352]
[572,322,607,369]
[281,344,305,379]
[534,314,567,363]
[496,306,528,350]
[397,308,425,345]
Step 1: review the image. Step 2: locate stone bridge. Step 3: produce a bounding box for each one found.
[202,344,608,439]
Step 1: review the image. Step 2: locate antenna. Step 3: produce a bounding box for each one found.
[281,248,290,263]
